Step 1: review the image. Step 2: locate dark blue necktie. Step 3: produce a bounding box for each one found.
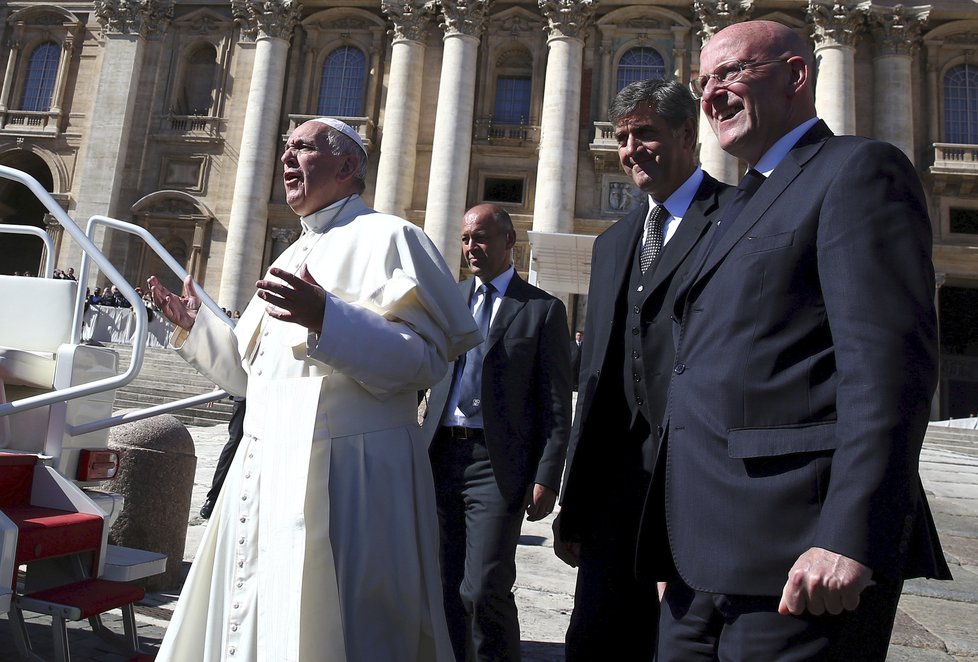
[456,282,495,417]
[713,168,766,242]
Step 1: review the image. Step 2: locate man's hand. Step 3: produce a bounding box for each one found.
[148,275,200,330]
[256,265,326,333]
[778,546,874,616]
[551,510,580,568]
[526,483,557,522]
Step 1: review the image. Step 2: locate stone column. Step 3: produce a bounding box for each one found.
[808,1,863,136]
[925,41,940,147]
[532,0,596,235]
[422,0,492,270]
[69,0,172,273]
[868,5,928,164]
[597,35,612,121]
[220,0,301,311]
[0,24,23,113]
[375,0,436,219]
[693,0,749,183]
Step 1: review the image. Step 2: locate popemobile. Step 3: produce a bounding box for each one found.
[0,165,229,661]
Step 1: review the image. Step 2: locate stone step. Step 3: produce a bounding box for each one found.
[103,343,231,427]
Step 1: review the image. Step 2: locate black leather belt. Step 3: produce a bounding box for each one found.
[443,426,484,440]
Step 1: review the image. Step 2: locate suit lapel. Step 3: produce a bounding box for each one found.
[677,122,833,305]
[488,273,529,351]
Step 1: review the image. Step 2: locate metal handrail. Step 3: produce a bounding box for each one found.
[0,224,55,277]
[0,165,230,426]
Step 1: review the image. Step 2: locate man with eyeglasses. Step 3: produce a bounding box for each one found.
[644,20,951,661]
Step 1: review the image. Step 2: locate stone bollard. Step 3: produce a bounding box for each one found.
[100,413,197,591]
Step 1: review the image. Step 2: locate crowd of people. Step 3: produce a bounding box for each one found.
[130,18,947,662]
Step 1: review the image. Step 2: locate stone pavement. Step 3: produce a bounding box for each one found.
[1,423,976,661]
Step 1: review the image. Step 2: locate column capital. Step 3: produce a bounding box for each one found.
[538,0,596,41]
[437,0,492,38]
[867,4,929,57]
[694,0,753,44]
[807,1,865,49]
[231,0,302,42]
[270,226,299,243]
[94,0,173,38]
[383,0,437,44]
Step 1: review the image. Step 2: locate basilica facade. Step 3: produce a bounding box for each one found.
[1,0,978,417]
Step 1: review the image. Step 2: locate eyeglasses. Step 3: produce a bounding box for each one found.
[689,59,788,97]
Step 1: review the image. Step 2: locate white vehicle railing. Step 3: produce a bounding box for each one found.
[0,224,55,278]
[0,165,229,433]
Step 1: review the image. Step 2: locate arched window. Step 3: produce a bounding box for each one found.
[19,41,60,111]
[318,46,366,117]
[945,64,978,144]
[616,47,665,92]
[178,44,218,115]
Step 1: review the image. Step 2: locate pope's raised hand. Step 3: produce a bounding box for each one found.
[148,275,200,330]
[256,265,326,333]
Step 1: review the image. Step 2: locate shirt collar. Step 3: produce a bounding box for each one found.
[300,194,359,233]
[648,166,704,219]
[752,117,820,176]
[474,265,515,298]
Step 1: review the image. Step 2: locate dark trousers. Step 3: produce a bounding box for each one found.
[430,428,524,662]
[565,434,658,661]
[658,575,903,661]
[206,398,246,502]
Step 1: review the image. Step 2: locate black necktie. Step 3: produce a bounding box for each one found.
[713,169,766,242]
[640,204,668,273]
[456,282,495,417]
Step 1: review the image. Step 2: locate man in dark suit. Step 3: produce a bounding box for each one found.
[553,79,732,660]
[644,20,951,660]
[425,203,572,661]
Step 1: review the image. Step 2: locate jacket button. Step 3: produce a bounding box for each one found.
[632,327,639,335]
[656,425,664,437]
[674,363,685,374]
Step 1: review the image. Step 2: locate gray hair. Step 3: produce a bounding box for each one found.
[608,79,698,137]
[324,128,368,193]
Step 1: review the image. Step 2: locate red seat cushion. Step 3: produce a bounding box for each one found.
[22,578,145,620]
[3,506,103,566]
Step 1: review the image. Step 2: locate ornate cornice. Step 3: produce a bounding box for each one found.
[382,0,437,43]
[867,4,929,57]
[538,0,596,41]
[437,0,492,38]
[231,0,302,41]
[94,0,173,38]
[807,1,865,48]
[694,0,752,43]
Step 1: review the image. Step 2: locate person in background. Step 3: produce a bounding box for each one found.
[423,203,572,661]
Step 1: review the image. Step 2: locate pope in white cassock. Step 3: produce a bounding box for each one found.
[148,118,480,661]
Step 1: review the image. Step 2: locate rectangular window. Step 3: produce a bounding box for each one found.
[493,77,531,124]
[950,207,978,234]
[483,177,524,204]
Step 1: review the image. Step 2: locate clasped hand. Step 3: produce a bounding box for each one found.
[778,546,874,616]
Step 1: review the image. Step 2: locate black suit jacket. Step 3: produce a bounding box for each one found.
[560,173,731,541]
[642,121,951,595]
[424,272,572,507]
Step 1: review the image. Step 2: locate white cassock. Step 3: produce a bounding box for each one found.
[155,195,479,662]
